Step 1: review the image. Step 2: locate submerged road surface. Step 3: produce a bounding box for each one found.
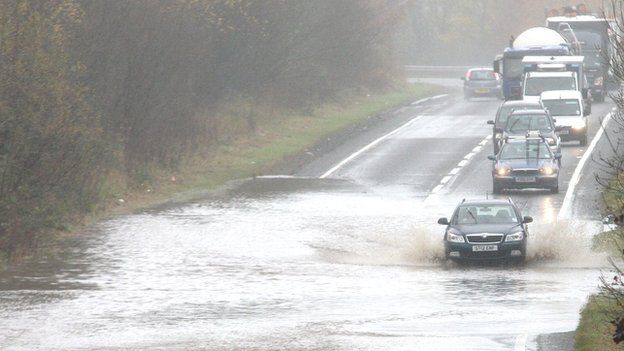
[0,80,616,350]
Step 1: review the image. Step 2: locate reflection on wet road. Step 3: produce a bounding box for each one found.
[0,177,606,350]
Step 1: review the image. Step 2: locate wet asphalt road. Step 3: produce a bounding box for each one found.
[0,79,617,350]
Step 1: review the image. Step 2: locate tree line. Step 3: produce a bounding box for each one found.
[0,0,403,258]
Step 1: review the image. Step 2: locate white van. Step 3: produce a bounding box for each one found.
[540,90,588,145]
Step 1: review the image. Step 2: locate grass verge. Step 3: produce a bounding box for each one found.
[576,295,620,351]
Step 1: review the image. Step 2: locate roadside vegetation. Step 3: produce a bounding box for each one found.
[0,0,441,264]
[576,1,624,349]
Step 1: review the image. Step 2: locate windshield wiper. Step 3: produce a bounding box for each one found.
[466,209,478,223]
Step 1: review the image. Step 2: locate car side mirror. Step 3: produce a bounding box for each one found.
[487,120,495,125]
[522,216,533,224]
[552,118,557,123]
[438,217,450,225]
[487,155,496,161]
[554,152,562,160]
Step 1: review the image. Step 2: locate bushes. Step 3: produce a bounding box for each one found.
[0,0,105,258]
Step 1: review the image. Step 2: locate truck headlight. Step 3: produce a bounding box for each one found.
[539,166,557,175]
[447,231,465,243]
[594,76,604,86]
[505,231,524,242]
[496,166,511,176]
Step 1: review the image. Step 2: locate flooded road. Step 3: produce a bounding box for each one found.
[0,89,616,350]
[0,178,607,350]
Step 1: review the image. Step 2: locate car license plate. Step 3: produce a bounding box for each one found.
[558,129,569,135]
[472,245,498,252]
[475,88,490,93]
[515,176,536,183]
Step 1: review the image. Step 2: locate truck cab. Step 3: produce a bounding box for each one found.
[522,71,577,103]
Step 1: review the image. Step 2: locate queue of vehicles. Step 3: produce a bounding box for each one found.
[442,12,613,263]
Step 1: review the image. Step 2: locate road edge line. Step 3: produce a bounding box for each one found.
[320,94,449,178]
[558,110,613,219]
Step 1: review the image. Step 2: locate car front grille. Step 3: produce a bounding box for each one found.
[466,234,504,243]
[511,169,538,177]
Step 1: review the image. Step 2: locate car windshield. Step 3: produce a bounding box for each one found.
[543,99,581,116]
[576,30,603,51]
[524,76,576,96]
[499,141,553,160]
[470,70,496,80]
[455,204,518,224]
[497,105,539,126]
[505,114,552,132]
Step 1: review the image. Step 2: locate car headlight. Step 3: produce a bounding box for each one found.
[539,166,557,175]
[505,231,524,242]
[447,231,465,243]
[571,120,586,130]
[546,137,556,146]
[495,133,502,140]
[496,166,511,176]
[594,76,604,86]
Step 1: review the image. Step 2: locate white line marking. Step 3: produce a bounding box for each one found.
[479,139,489,146]
[320,115,422,178]
[472,146,482,153]
[431,184,444,193]
[558,111,612,219]
[431,94,448,100]
[458,159,469,167]
[513,333,527,351]
[449,167,461,175]
[410,98,429,106]
[440,175,452,184]
[464,152,475,160]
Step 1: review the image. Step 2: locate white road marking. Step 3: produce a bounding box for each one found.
[431,184,444,194]
[321,94,450,178]
[320,115,422,178]
[425,135,491,198]
[513,333,527,351]
[558,110,613,219]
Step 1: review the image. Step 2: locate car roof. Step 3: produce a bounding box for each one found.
[509,109,548,115]
[526,71,575,77]
[540,90,582,99]
[468,67,493,72]
[501,100,542,107]
[459,199,515,206]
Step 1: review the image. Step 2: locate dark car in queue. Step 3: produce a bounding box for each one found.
[438,199,532,262]
[461,68,502,100]
[488,135,561,194]
[487,100,544,154]
[501,109,561,156]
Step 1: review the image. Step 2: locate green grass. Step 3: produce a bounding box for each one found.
[576,295,621,351]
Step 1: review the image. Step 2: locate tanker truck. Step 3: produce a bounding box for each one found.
[494,27,577,100]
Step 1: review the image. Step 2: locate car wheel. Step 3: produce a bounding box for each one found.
[550,184,559,194]
[579,134,588,146]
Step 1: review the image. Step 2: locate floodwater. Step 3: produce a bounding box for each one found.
[0,178,608,350]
